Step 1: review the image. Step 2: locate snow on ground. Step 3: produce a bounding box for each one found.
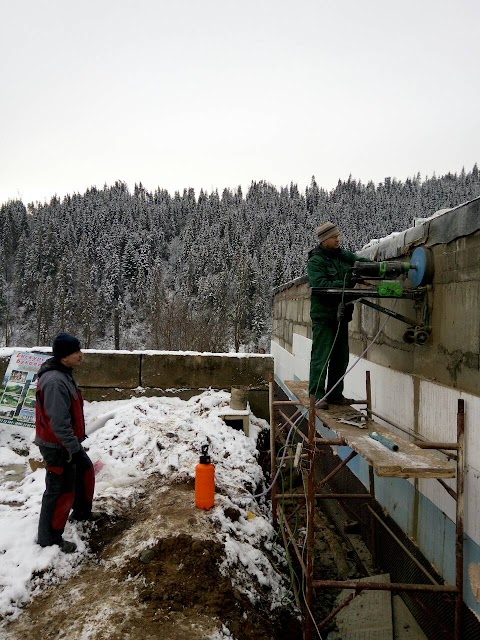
[0,391,288,633]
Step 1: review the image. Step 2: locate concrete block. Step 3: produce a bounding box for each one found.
[432,244,457,283]
[380,298,417,344]
[334,573,393,639]
[306,323,312,339]
[76,352,141,388]
[286,300,296,322]
[430,245,449,283]
[432,283,480,354]
[293,323,308,339]
[217,406,250,436]
[304,298,311,317]
[248,389,270,421]
[366,341,414,374]
[141,353,273,390]
[287,323,293,350]
[451,235,480,280]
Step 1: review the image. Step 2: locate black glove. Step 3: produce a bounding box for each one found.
[68,447,85,464]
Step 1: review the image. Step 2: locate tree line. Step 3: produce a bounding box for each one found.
[1,165,479,351]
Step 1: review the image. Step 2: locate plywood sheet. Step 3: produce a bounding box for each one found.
[283,381,455,479]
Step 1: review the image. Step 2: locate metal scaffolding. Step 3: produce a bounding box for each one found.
[270,372,465,640]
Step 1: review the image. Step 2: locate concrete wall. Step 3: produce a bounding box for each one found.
[272,277,311,351]
[273,231,480,396]
[0,351,273,420]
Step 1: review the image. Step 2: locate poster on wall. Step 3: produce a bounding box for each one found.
[0,351,50,428]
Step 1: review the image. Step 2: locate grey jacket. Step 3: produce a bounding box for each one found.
[34,358,85,455]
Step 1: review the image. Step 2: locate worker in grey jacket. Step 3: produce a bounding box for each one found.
[35,333,97,553]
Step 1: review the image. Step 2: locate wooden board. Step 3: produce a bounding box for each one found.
[283,381,455,479]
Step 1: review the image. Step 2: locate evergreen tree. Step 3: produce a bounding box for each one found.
[1,165,479,350]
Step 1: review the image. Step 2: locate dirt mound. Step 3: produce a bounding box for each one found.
[3,477,301,640]
[123,533,299,640]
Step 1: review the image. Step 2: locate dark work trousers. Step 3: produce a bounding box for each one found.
[308,318,350,400]
[37,446,95,547]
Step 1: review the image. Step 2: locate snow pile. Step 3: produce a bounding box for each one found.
[0,390,289,624]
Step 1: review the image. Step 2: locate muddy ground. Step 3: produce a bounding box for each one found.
[1,424,369,640]
[2,475,302,640]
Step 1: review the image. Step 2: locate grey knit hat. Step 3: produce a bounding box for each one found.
[316,221,340,242]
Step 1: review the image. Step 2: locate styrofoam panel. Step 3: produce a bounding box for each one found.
[372,367,415,433]
[292,332,312,382]
[419,380,480,469]
[271,340,295,383]
[418,380,459,443]
[464,465,480,548]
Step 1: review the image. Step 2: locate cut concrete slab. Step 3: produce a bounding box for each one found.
[333,573,393,640]
[392,595,428,640]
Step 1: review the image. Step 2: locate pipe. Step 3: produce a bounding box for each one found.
[314,438,345,446]
[455,399,465,640]
[304,394,316,640]
[366,371,377,568]
[269,382,277,528]
[369,409,459,457]
[278,409,309,443]
[282,493,372,500]
[318,592,359,630]
[436,477,457,501]
[369,431,398,451]
[312,580,457,593]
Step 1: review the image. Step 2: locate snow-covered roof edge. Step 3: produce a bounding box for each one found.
[357,195,480,260]
[0,347,272,359]
[273,195,480,294]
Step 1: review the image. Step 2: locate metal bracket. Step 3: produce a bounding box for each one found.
[311,286,431,344]
[357,298,417,326]
[311,287,427,302]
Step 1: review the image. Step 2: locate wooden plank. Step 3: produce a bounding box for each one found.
[284,381,455,479]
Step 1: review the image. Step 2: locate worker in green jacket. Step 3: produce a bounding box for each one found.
[307,221,369,409]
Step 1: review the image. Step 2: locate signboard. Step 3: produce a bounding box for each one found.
[0,351,50,428]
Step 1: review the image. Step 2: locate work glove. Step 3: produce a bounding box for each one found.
[68,447,85,464]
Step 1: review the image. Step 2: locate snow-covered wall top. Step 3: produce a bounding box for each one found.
[273,195,480,293]
[358,195,480,260]
[0,350,274,419]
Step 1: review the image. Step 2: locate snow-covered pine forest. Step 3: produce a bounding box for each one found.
[1,166,479,351]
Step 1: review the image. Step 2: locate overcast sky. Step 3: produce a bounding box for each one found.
[1,0,479,205]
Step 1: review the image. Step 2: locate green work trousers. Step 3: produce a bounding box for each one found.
[308,319,350,400]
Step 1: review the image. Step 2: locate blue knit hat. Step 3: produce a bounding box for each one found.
[52,333,81,359]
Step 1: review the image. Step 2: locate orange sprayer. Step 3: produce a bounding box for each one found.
[195,444,215,510]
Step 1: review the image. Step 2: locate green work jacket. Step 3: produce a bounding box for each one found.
[307,245,369,322]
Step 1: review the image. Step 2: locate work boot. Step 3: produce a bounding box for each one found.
[329,396,356,406]
[59,539,77,554]
[70,510,105,523]
[316,400,329,410]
